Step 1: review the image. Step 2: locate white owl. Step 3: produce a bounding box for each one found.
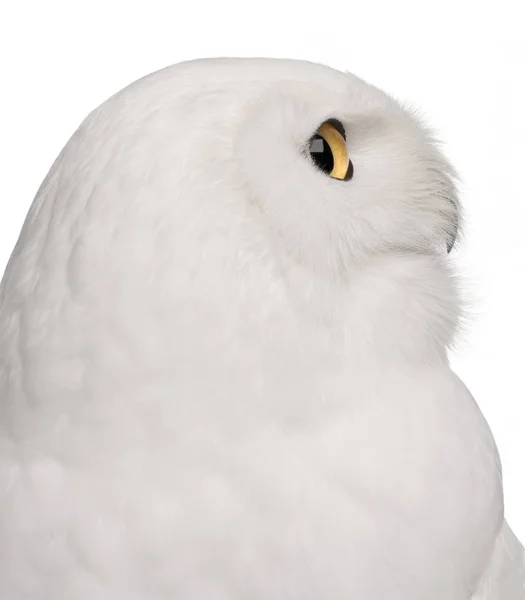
[0,57,523,600]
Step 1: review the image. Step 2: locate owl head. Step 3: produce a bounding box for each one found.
[0,56,467,435]
[1,57,463,376]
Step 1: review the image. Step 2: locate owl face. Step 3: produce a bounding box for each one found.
[31,58,459,292]
[230,59,460,280]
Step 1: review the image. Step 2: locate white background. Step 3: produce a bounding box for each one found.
[1,1,524,540]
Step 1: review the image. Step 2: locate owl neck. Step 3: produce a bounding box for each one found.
[276,251,460,367]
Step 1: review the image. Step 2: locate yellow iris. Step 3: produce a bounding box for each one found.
[308,120,352,181]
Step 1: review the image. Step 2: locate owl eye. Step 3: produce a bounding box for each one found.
[307,119,354,181]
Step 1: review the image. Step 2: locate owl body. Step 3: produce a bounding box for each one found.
[0,58,522,598]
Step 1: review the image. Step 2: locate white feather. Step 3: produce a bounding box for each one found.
[0,57,522,599]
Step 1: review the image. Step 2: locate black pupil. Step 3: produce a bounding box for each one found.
[309,135,333,174]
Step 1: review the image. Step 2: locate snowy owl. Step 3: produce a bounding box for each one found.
[0,57,523,600]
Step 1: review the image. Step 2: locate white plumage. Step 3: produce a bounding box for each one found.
[0,57,522,599]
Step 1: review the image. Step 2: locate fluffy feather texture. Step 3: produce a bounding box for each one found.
[0,57,522,599]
